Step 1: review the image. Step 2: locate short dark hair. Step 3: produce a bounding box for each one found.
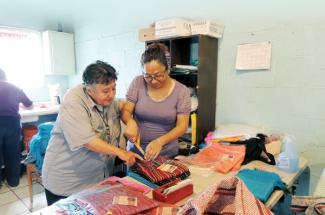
[82,60,117,86]
[141,43,171,70]
[0,68,6,81]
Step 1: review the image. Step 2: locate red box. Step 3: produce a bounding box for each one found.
[152,180,193,204]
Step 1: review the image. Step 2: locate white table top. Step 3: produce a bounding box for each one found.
[19,102,60,123]
[30,157,308,214]
[177,156,308,208]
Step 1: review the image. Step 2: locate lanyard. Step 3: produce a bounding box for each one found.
[96,106,111,143]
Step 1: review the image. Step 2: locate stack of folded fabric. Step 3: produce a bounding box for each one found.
[55,181,158,215]
[189,143,246,173]
[131,156,190,186]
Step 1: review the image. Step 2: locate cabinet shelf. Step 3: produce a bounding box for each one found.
[170,71,198,75]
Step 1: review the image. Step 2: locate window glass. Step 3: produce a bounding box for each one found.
[0,27,43,87]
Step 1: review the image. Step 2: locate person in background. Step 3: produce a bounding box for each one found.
[122,43,191,160]
[0,68,33,188]
[42,60,142,205]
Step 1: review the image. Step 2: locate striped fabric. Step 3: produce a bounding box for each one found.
[291,196,325,214]
[131,156,190,185]
[181,176,273,215]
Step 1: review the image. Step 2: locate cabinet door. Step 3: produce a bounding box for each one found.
[197,35,218,143]
[43,31,76,75]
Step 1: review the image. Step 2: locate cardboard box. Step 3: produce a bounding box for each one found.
[155,18,191,38]
[138,27,156,42]
[191,20,224,38]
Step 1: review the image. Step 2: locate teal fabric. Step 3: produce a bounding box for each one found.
[237,169,288,202]
[127,171,158,188]
[29,122,55,174]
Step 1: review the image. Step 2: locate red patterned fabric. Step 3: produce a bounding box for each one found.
[181,176,273,215]
[131,156,190,185]
[291,196,325,215]
[55,181,158,215]
[141,202,183,215]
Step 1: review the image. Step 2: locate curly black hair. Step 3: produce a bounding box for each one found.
[141,43,171,70]
[82,60,117,86]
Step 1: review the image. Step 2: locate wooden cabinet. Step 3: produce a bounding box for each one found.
[42,31,76,75]
[146,35,218,143]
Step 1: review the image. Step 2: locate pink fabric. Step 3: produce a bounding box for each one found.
[101,176,152,194]
[141,202,182,215]
[190,143,246,173]
[181,176,273,215]
[56,181,158,215]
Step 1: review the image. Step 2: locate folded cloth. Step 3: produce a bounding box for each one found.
[101,176,153,193]
[237,169,288,202]
[127,171,158,188]
[54,181,158,215]
[181,176,273,215]
[131,156,190,186]
[190,143,246,173]
[305,198,325,215]
[291,196,325,214]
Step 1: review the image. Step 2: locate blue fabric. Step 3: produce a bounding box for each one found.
[29,122,54,174]
[237,169,287,202]
[127,171,158,188]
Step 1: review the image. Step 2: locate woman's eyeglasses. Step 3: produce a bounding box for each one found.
[143,71,166,82]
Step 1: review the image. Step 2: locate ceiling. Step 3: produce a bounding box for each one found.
[0,0,199,32]
[1,0,323,34]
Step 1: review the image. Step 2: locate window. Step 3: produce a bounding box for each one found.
[0,27,43,87]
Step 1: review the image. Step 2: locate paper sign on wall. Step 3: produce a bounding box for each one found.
[235,41,272,70]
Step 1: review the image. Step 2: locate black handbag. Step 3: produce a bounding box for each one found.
[232,133,276,165]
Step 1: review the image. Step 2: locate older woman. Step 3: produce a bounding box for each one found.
[122,43,191,160]
[42,61,142,205]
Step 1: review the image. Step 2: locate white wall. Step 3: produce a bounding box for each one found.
[69,30,143,98]
[67,0,325,193]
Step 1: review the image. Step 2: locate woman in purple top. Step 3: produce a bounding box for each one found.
[122,43,191,160]
[0,68,33,187]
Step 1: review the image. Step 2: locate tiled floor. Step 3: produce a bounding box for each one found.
[0,174,47,215]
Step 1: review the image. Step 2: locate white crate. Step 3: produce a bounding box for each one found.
[191,20,224,38]
[138,27,156,42]
[155,18,191,38]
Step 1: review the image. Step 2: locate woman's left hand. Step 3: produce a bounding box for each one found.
[145,139,163,160]
[124,119,138,143]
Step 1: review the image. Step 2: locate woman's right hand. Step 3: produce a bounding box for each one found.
[124,119,139,143]
[118,151,143,166]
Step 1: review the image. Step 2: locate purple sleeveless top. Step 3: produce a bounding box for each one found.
[126,76,190,157]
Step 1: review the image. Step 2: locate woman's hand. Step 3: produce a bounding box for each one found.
[145,139,163,160]
[118,151,143,166]
[124,119,138,143]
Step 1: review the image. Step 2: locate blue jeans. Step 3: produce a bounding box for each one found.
[0,116,21,187]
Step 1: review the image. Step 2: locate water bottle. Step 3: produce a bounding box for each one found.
[277,135,299,173]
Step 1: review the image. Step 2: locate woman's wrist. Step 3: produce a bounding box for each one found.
[157,138,164,147]
[126,118,136,126]
[116,148,127,159]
